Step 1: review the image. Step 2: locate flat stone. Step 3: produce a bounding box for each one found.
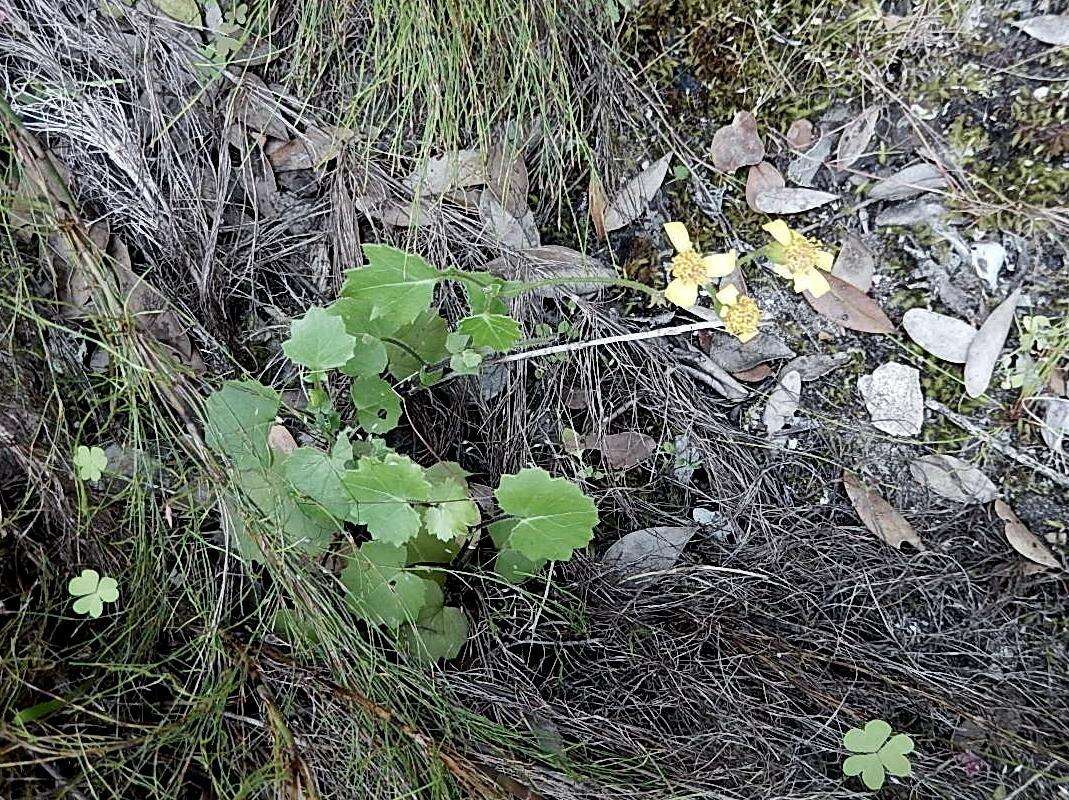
[857,362,924,437]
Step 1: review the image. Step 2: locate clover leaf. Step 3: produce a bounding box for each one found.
[842,719,914,791]
[494,468,598,562]
[68,569,119,618]
[341,245,440,330]
[341,541,441,629]
[457,312,522,353]
[282,306,357,376]
[73,445,108,481]
[342,455,431,545]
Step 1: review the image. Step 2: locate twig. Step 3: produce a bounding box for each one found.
[496,320,723,365]
[925,399,1069,489]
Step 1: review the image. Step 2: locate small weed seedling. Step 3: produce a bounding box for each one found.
[68,569,119,619]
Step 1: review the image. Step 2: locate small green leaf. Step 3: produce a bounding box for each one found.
[351,376,402,434]
[422,462,480,541]
[494,468,598,562]
[494,547,547,583]
[844,719,892,753]
[461,274,510,315]
[326,296,401,339]
[402,606,468,663]
[342,455,431,545]
[73,445,108,481]
[342,245,440,330]
[450,350,482,375]
[457,313,522,353]
[281,447,352,519]
[151,0,201,24]
[340,334,388,378]
[228,468,336,561]
[384,310,451,380]
[445,332,470,354]
[341,541,440,628]
[283,306,357,375]
[204,380,280,470]
[68,569,119,619]
[842,720,914,792]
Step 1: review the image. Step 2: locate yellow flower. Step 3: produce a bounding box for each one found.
[714,284,761,343]
[762,219,834,298]
[662,221,736,308]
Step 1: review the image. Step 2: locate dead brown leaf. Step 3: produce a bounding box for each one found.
[843,471,925,550]
[710,111,764,172]
[603,154,672,232]
[785,118,814,150]
[588,170,608,240]
[994,499,1059,569]
[804,273,895,334]
[584,431,657,469]
[745,162,785,211]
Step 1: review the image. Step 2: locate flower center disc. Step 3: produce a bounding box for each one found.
[671,250,706,284]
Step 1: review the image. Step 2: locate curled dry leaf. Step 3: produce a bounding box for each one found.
[805,273,895,334]
[1041,397,1069,454]
[834,108,880,170]
[588,170,608,240]
[267,424,298,455]
[603,153,672,232]
[909,454,997,505]
[869,162,947,201]
[751,187,839,215]
[745,162,785,211]
[832,234,875,292]
[405,150,486,196]
[710,111,764,173]
[600,526,697,586]
[1013,15,1069,46]
[785,118,814,150]
[994,500,1060,569]
[964,289,1020,398]
[843,471,925,551]
[763,370,801,435]
[707,331,795,373]
[584,431,657,469]
[902,309,977,363]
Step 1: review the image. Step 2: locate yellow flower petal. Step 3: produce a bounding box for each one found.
[715,284,740,305]
[762,219,792,246]
[737,328,758,343]
[814,249,834,271]
[664,277,699,308]
[663,222,692,253]
[797,268,831,298]
[702,249,736,279]
[771,262,793,280]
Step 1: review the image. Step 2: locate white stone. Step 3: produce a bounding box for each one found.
[857,362,924,437]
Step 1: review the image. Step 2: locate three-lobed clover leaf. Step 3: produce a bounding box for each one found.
[282,306,357,376]
[341,540,441,629]
[68,569,119,618]
[351,376,402,434]
[342,454,431,545]
[457,312,522,353]
[401,605,469,663]
[493,468,598,562]
[341,245,440,330]
[842,719,914,791]
[73,445,108,481]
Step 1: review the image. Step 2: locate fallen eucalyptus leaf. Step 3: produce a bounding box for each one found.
[780,352,852,382]
[485,142,529,217]
[763,370,801,435]
[787,135,833,187]
[732,363,774,382]
[970,242,1005,291]
[834,108,880,169]
[902,309,978,364]
[1013,15,1069,46]
[1041,397,1069,454]
[832,234,875,292]
[745,162,785,211]
[964,289,1020,398]
[874,199,947,227]
[858,362,923,437]
[479,190,539,249]
[751,187,839,215]
[707,331,795,373]
[585,431,657,469]
[869,162,947,201]
[994,500,1059,569]
[603,153,672,232]
[405,150,486,196]
[600,526,697,585]
[785,118,814,150]
[805,273,895,334]
[843,471,925,551]
[588,170,608,239]
[267,424,297,455]
[910,454,997,504]
[710,111,764,172]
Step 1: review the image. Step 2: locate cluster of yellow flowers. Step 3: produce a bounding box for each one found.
[661,219,835,343]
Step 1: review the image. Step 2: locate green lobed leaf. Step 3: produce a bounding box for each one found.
[494,467,598,562]
[844,719,892,753]
[422,462,480,541]
[229,467,336,561]
[341,245,440,330]
[204,380,280,470]
[406,526,462,564]
[450,350,482,375]
[341,541,441,628]
[494,547,547,584]
[282,306,357,375]
[342,455,431,545]
[351,376,402,434]
[384,309,451,380]
[326,296,401,339]
[457,312,522,353]
[339,334,388,378]
[281,447,353,519]
[402,605,469,663]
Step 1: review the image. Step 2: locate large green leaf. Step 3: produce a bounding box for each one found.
[204,380,280,470]
[342,455,431,545]
[402,606,469,663]
[341,541,441,629]
[282,306,357,374]
[494,468,598,561]
[326,296,401,339]
[422,462,480,541]
[281,447,353,519]
[340,334,388,378]
[351,376,402,434]
[384,310,451,380]
[228,467,335,561]
[341,245,439,330]
[457,312,522,353]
